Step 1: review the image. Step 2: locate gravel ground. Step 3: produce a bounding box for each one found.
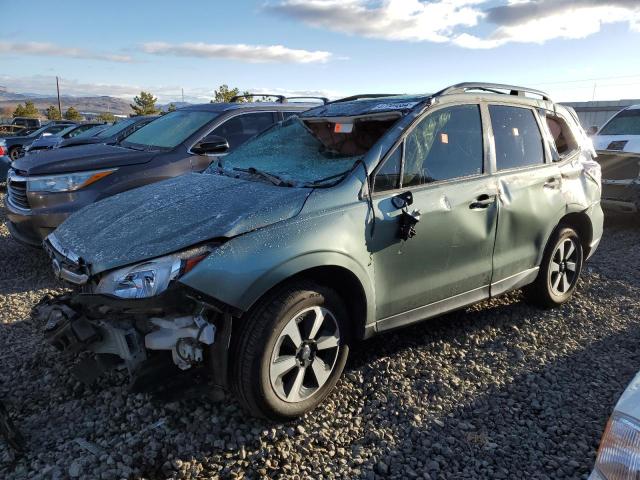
[1,188,640,479]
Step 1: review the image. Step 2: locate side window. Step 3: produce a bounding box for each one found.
[210,112,275,151]
[373,146,402,192]
[283,112,299,120]
[542,112,579,161]
[403,104,483,187]
[489,105,544,170]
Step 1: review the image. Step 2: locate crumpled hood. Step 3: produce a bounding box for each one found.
[12,143,156,175]
[52,172,311,274]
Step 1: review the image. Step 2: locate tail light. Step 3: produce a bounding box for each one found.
[0,145,6,156]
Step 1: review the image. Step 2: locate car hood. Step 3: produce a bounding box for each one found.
[11,143,157,175]
[593,135,640,154]
[51,172,312,274]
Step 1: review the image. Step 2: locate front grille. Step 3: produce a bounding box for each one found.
[7,173,30,210]
[596,152,640,181]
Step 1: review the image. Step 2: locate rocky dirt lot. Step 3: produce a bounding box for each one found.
[1,188,639,480]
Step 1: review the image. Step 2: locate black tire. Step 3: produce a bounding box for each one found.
[231,281,350,421]
[9,147,21,161]
[524,226,583,308]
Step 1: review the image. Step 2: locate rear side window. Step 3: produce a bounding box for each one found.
[403,104,483,186]
[490,105,544,170]
[211,112,275,150]
[542,112,579,161]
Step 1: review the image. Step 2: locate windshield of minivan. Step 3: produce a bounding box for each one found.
[121,110,218,150]
[600,109,640,135]
[209,115,397,186]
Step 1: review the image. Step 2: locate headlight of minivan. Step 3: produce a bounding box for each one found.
[593,414,640,479]
[95,246,211,299]
[28,168,117,193]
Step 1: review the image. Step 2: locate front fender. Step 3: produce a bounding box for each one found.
[179,197,376,324]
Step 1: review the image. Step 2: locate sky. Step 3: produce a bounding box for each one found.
[1,0,640,103]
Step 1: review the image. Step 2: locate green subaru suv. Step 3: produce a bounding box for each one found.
[37,83,603,420]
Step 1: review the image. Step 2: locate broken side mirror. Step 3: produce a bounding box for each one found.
[392,191,414,210]
[192,134,229,155]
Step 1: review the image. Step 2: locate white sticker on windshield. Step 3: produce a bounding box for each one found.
[370,102,419,111]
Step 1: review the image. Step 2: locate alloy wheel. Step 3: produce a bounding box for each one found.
[549,237,579,295]
[269,306,340,403]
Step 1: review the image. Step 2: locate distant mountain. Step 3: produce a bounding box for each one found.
[0,91,133,116]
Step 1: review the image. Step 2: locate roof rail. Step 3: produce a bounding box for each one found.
[332,93,401,104]
[436,82,552,102]
[230,93,287,103]
[285,96,329,105]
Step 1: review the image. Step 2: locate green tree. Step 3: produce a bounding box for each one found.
[45,105,62,120]
[130,91,159,115]
[12,101,39,118]
[63,106,83,121]
[212,85,251,103]
[97,112,116,122]
[167,103,177,112]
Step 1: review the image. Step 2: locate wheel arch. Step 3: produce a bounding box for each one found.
[238,254,376,341]
[538,209,594,266]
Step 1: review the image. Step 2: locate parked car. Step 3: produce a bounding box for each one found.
[11,117,41,129]
[590,370,640,479]
[25,122,105,153]
[0,122,76,160]
[56,116,156,149]
[0,153,10,180]
[6,98,322,246]
[33,83,603,420]
[592,105,640,214]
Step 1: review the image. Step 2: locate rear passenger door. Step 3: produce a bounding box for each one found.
[488,104,565,290]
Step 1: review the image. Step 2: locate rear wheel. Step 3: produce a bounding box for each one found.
[524,227,583,307]
[231,281,349,420]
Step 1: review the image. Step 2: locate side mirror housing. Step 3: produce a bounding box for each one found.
[192,134,229,155]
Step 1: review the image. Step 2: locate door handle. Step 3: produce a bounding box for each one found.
[544,177,560,189]
[469,194,496,210]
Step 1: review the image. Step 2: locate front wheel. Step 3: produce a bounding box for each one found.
[524,227,584,308]
[231,281,349,420]
[9,147,21,161]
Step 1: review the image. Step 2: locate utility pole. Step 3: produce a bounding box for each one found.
[592,82,597,101]
[56,76,62,117]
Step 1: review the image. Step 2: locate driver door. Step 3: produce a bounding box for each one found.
[370,104,498,327]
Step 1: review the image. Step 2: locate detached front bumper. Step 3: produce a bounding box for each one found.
[32,290,232,389]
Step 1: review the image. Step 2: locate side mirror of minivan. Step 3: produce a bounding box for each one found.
[192,135,229,155]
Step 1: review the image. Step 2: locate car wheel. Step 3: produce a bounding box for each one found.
[524,226,583,308]
[231,281,349,420]
[9,147,21,161]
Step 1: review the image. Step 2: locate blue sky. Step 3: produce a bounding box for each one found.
[2,0,640,103]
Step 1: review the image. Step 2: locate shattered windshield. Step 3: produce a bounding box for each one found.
[209,115,397,187]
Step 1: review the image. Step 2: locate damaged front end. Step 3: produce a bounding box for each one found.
[596,151,640,214]
[35,235,234,391]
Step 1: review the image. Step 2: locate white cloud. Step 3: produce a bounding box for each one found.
[455,3,640,48]
[266,0,640,48]
[142,42,332,64]
[0,41,133,62]
[266,0,485,43]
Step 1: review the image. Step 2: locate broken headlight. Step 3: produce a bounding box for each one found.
[95,246,211,299]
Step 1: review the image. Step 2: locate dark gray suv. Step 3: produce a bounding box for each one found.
[6,98,323,246]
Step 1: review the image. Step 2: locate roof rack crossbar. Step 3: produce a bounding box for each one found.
[285,96,329,105]
[230,93,287,103]
[436,82,552,102]
[332,94,402,104]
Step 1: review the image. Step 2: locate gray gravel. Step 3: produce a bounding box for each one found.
[1,188,640,479]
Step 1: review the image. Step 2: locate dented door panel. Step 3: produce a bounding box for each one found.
[371,176,498,320]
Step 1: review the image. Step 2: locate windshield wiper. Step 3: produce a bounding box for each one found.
[233,167,293,187]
